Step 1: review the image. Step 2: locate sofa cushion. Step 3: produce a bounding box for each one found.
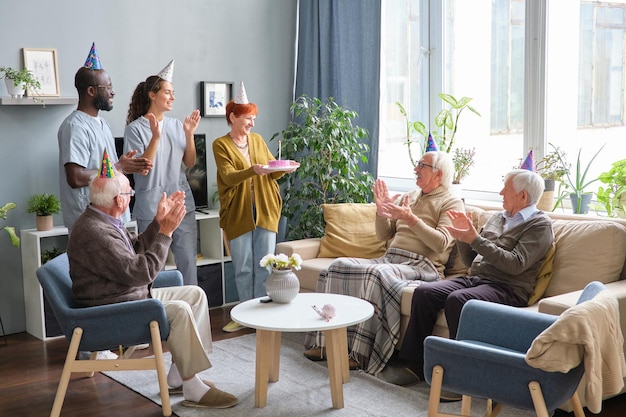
[527,242,557,305]
[544,220,626,297]
[318,203,386,259]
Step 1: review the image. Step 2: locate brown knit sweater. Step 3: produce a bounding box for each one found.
[67,207,172,306]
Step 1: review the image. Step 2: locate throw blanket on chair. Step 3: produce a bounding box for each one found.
[303,247,439,375]
[525,290,626,414]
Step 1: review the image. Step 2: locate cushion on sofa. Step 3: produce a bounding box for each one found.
[527,241,557,305]
[318,203,387,258]
[544,220,626,297]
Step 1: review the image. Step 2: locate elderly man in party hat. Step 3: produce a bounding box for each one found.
[58,42,153,232]
[67,151,238,409]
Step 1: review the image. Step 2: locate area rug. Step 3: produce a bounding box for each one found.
[103,333,535,417]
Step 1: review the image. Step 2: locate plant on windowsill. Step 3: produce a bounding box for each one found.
[271,94,375,240]
[1,202,20,247]
[396,93,480,184]
[553,144,605,214]
[535,143,571,211]
[0,66,43,104]
[597,158,626,218]
[27,193,61,231]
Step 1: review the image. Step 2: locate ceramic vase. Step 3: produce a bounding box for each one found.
[265,269,300,303]
[36,215,53,231]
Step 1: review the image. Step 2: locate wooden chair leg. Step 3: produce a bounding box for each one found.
[528,381,551,417]
[150,321,171,417]
[570,392,586,417]
[51,328,83,417]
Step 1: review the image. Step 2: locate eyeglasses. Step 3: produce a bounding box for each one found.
[92,84,114,92]
[416,161,436,170]
[120,189,135,197]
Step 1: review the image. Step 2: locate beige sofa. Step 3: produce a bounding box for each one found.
[276,203,626,407]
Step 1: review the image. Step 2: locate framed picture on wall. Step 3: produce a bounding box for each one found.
[22,48,60,96]
[200,81,232,117]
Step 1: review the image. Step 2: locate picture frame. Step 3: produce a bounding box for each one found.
[200,81,232,117]
[22,48,60,97]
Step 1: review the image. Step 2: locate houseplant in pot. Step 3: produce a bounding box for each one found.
[1,202,20,247]
[535,143,570,211]
[271,94,374,240]
[27,193,61,231]
[597,158,626,218]
[0,66,41,101]
[554,144,605,214]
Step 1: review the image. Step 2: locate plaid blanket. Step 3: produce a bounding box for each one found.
[303,247,439,375]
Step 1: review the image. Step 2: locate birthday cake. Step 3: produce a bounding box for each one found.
[268,160,291,168]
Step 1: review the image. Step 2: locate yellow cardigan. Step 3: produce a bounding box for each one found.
[212,132,284,240]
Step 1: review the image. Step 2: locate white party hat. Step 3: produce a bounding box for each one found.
[234,81,249,104]
[156,59,175,82]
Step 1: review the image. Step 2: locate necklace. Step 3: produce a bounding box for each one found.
[230,134,248,149]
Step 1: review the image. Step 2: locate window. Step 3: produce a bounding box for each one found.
[578,2,626,127]
[379,0,626,206]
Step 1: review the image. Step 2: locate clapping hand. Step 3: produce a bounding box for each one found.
[444,210,478,243]
[155,191,186,237]
[183,109,201,137]
[373,179,400,218]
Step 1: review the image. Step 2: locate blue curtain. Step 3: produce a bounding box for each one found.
[295,0,381,176]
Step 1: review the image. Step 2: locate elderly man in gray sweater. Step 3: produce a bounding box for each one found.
[67,169,237,409]
[397,169,554,397]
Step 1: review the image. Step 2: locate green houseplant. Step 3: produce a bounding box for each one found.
[0,66,42,101]
[27,193,61,231]
[535,143,571,211]
[271,94,375,240]
[597,158,626,218]
[1,202,20,247]
[396,93,480,184]
[554,144,605,214]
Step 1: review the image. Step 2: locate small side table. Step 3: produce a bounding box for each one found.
[230,293,374,409]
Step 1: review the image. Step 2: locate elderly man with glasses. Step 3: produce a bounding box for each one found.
[303,150,465,377]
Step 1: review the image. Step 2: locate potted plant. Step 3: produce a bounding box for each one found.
[535,143,570,211]
[597,158,626,218]
[0,66,42,101]
[397,93,480,184]
[1,202,20,247]
[271,94,375,240]
[27,193,61,231]
[554,145,605,214]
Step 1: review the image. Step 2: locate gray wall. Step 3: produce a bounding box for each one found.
[0,0,297,334]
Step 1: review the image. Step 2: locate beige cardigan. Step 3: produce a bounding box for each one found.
[525,290,626,414]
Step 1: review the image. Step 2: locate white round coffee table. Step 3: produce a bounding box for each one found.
[230,292,374,409]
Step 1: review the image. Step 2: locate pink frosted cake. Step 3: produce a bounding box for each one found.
[268,160,291,168]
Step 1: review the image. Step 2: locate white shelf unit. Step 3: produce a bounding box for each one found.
[0,96,78,105]
[21,227,69,341]
[21,211,235,341]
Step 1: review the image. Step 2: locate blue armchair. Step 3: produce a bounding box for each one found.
[422,281,607,417]
[36,253,183,417]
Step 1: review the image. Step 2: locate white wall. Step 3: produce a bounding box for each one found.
[0,0,297,334]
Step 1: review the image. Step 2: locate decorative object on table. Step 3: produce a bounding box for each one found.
[554,144,605,214]
[27,193,61,231]
[0,65,42,102]
[200,81,233,117]
[312,304,336,322]
[396,93,480,184]
[260,253,303,303]
[0,202,20,247]
[270,94,375,240]
[535,143,570,212]
[597,158,626,218]
[22,48,60,96]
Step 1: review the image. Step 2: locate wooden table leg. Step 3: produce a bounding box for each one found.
[324,327,347,409]
[255,329,280,407]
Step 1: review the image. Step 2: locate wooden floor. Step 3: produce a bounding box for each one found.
[0,304,624,417]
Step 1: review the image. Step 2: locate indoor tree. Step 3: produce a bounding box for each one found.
[271,94,374,240]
